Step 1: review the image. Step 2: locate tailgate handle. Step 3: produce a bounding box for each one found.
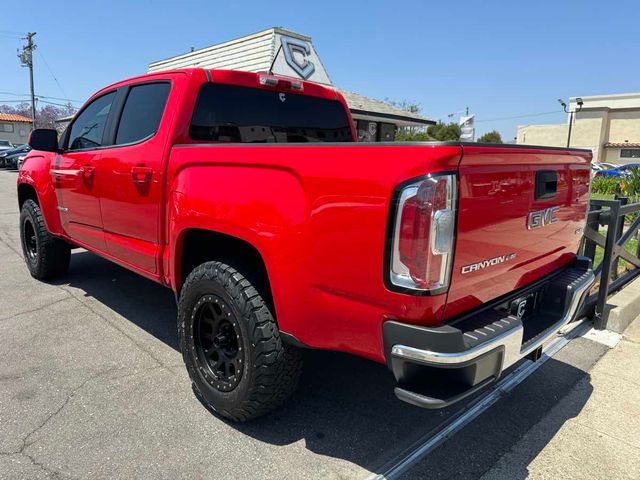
[535,171,557,200]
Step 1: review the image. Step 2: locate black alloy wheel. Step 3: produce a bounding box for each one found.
[193,295,244,391]
[178,261,303,421]
[22,217,38,262]
[19,199,71,279]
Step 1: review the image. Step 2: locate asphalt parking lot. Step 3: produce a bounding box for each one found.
[0,168,612,479]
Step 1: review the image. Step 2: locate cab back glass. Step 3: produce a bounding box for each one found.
[189,83,353,143]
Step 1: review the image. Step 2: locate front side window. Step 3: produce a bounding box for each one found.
[115,82,171,145]
[68,92,115,151]
[189,83,352,143]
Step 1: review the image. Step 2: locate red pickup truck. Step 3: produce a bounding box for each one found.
[18,68,594,421]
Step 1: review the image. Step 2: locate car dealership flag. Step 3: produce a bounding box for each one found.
[459,115,475,142]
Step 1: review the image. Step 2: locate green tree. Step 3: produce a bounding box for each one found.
[387,100,461,142]
[426,122,461,141]
[387,99,426,140]
[395,129,431,141]
[477,130,503,144]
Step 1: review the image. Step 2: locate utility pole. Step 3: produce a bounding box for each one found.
[18,32,37,129]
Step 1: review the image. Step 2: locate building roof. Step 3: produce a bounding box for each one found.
[148,27,432,127]
[0,113,31,123]
[149,28,281,75]
[570,91,640,110]
[605,142,640,148]
[339,90,434,126]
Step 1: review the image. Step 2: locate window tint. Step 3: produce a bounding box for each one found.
[190,83,352,143]
[115,83,170,145]
[68,92,115,150]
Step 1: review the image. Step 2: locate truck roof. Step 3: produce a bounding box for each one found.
[91,68,341,103]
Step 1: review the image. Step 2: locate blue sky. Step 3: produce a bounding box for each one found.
[2,0,638,139]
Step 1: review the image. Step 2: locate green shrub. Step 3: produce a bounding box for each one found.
[621,166,640,202]
[591,176,620,196]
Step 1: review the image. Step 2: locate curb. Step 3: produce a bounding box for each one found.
[605,276,640,334]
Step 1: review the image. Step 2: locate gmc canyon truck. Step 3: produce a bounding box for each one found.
[18,68,594,421]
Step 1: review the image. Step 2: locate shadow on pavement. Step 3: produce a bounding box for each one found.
[57,250,595,477]
[400,346,597,479]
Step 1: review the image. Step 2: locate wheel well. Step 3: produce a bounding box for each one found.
[17,183,38,209]
[179,229,274,312]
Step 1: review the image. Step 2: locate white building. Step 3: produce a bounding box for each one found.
[517,92,640,164]
[148,27,434,141]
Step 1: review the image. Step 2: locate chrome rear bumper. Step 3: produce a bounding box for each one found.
[385,258,595,409]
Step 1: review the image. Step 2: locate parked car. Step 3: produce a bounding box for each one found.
[18,68,594,421]
[591,162,618,177]
[0,140,14,152]
[596,163,640,178]
[1,144,30,168]
[16,152,30,170]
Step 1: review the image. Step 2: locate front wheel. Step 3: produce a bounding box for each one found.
[20,199,71,280]
[177,261,302,421]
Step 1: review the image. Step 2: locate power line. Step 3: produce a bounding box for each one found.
[432,108,563,125]
[475,110,561,123]
[37,50,70,101]
[38,99,78,108]
[0,98,77,109]
[0,91,82,104]
[0,30,22,39]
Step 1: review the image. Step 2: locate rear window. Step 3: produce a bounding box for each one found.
[189,83,352,143]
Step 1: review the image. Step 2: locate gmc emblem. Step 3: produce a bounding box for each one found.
[528,206,560,230]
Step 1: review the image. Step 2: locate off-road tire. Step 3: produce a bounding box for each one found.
[20,199,71,279]
[178,261,302,421]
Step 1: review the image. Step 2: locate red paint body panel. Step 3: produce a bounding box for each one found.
[167,144,461,361]
[17,68,592,364]
[444,146,591,320]
[18,152,62,234]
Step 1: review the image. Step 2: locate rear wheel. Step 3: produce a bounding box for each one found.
[19,199,70,279]
[178,261,302,421]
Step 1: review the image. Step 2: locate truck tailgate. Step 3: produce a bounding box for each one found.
[443,145,591,320]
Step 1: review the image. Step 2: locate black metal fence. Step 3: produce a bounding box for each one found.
[580,196,640,329]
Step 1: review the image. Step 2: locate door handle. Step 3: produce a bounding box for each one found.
[131,165,153,184]
[80,165,95,179]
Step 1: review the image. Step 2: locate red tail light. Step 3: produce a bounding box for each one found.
[390,174,456,292]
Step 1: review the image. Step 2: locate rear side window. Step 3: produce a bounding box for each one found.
[115,82,171,145]
[68,91,115,150]
[189,83,352,143]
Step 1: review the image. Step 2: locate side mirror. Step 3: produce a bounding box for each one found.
[28,129,59,153]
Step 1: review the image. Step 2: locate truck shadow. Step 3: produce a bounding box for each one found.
[57,250,594,478]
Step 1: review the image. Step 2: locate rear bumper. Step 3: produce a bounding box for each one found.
[384,257,594,409]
